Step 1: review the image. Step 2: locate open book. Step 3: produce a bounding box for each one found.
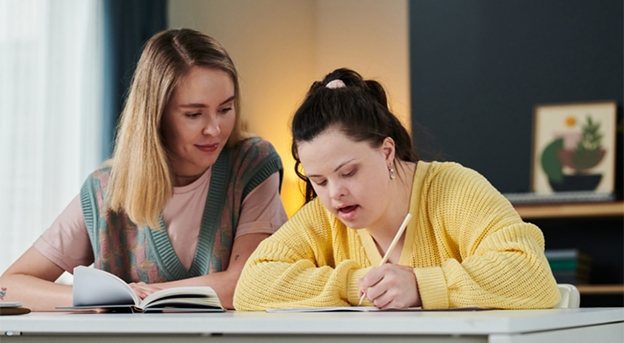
[58,266,224,313]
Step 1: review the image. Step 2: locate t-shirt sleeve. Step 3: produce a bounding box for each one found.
[235,172,288,238]
[32,194,94,272]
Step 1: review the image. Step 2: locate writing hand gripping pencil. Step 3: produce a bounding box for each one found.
[357,213,421,309]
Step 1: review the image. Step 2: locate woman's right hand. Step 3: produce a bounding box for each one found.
[357,264,422,309]
[128,282,164,299]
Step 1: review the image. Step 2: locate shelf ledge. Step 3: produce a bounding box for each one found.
[514,201,624,220]
[576,285,624,295]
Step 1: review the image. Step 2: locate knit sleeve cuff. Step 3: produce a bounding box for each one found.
[414,266,449,309]
[346,268,373,306]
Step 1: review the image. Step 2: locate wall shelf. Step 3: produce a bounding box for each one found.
[577,285,624,295]
[514,201,624,220]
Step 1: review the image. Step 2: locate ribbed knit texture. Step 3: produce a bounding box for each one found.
[81,138,282,283]
[234,161,560,311]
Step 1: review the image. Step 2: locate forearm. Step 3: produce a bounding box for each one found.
[453,248,559,309]
[0,246,73,311]
[235,261,354,311]
[424,166,560,309]
[140,233,272,310]
[416,229,560,309]
[234,239,369,311]
[0,273,72,311]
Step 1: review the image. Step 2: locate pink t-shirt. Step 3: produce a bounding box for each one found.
[33,170,287,272]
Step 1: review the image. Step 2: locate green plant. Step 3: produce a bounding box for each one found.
[572,116,603,170]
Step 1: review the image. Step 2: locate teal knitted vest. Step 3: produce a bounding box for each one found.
[80,138,283,283]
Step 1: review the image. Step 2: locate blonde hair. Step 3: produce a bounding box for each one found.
[107,29,246,229]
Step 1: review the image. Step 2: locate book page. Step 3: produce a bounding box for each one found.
[73,266,139,307]
[140,287,222,310]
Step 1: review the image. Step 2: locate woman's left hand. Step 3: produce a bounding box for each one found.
[357,264,421,309]
[128,282,165,299]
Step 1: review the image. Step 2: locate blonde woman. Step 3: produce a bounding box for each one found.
[0,29,287,310]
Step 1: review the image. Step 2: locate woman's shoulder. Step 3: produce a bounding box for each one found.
[421,161,505,208]
[230,137,278,158]
[423,161,486,184]
[82,166,113,190]
[227,137,283,184]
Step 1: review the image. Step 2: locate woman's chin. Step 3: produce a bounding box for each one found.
[337,211,368,229]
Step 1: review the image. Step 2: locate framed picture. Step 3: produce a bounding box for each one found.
[531,101,617,194]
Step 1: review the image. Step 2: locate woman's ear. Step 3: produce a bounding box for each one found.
[382,137,396,164]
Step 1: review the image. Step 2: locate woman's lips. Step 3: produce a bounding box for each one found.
[338,205,359,221]
[196,143,219,153]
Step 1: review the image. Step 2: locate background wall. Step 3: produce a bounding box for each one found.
[168,0,409,216]
[409,0,623,306]
[409,0,623,194]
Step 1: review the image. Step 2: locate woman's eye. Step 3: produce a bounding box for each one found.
[343,169,355,177]
[315,180,327,186]
[187,113,201,118]
[219,107,233,114]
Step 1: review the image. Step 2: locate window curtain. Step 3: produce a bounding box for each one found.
[0,0,104,274]
[102,0,167,158]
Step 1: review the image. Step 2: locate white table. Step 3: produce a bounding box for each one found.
[1,308,622,343]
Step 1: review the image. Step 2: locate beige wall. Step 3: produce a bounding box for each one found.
[168,0,409,216]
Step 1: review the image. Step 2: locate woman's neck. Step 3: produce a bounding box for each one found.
[172,167,209,187]
[365,160,417,257]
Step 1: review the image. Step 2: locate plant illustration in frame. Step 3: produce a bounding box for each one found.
[532,101,616,194]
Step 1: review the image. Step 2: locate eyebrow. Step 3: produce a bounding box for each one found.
[179,95,236,108]
[307,158,355,178]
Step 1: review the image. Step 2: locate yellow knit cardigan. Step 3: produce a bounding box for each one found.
[234,161,560,310]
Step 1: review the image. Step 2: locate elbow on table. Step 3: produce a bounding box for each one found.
[232,268,268,311]
[513,278,562,309]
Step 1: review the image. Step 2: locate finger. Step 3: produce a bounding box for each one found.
[129,285,151,299]
[365,280,390,305]
[359,266,388,291]
[377,287,410,309]
[373,292,394,309]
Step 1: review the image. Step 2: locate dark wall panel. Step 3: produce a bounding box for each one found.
[409,0,623,194]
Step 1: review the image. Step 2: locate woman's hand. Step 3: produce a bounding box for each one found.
[358,264,422,309]
[128,282,164,299]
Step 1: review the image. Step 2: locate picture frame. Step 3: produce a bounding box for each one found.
[531,101,617,195]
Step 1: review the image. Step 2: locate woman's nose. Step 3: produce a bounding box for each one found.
[203,115,221,136]
[328,181,346,200]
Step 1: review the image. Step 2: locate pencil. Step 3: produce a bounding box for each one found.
[358,213,412,306]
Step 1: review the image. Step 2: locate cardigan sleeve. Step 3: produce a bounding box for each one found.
[414,164,561,309]
[233,199,371,311]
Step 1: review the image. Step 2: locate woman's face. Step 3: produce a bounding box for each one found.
[162,66,236,178]
[297,128,395,230]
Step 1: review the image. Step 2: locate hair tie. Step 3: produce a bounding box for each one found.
[326,79,346,89]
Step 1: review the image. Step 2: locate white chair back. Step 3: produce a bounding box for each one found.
[554,284,580,308]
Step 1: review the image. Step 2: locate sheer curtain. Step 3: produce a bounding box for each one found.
[0,0,104,275]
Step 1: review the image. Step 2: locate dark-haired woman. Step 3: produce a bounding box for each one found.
[233,68,560,311]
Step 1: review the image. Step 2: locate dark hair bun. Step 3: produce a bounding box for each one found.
[291,68,418,203]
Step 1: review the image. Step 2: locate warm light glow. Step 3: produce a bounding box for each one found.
[565,116,577,127]
[280,167,305,217]
[168,0,409,217]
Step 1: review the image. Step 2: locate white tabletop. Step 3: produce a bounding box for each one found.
[1,308,623,336]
